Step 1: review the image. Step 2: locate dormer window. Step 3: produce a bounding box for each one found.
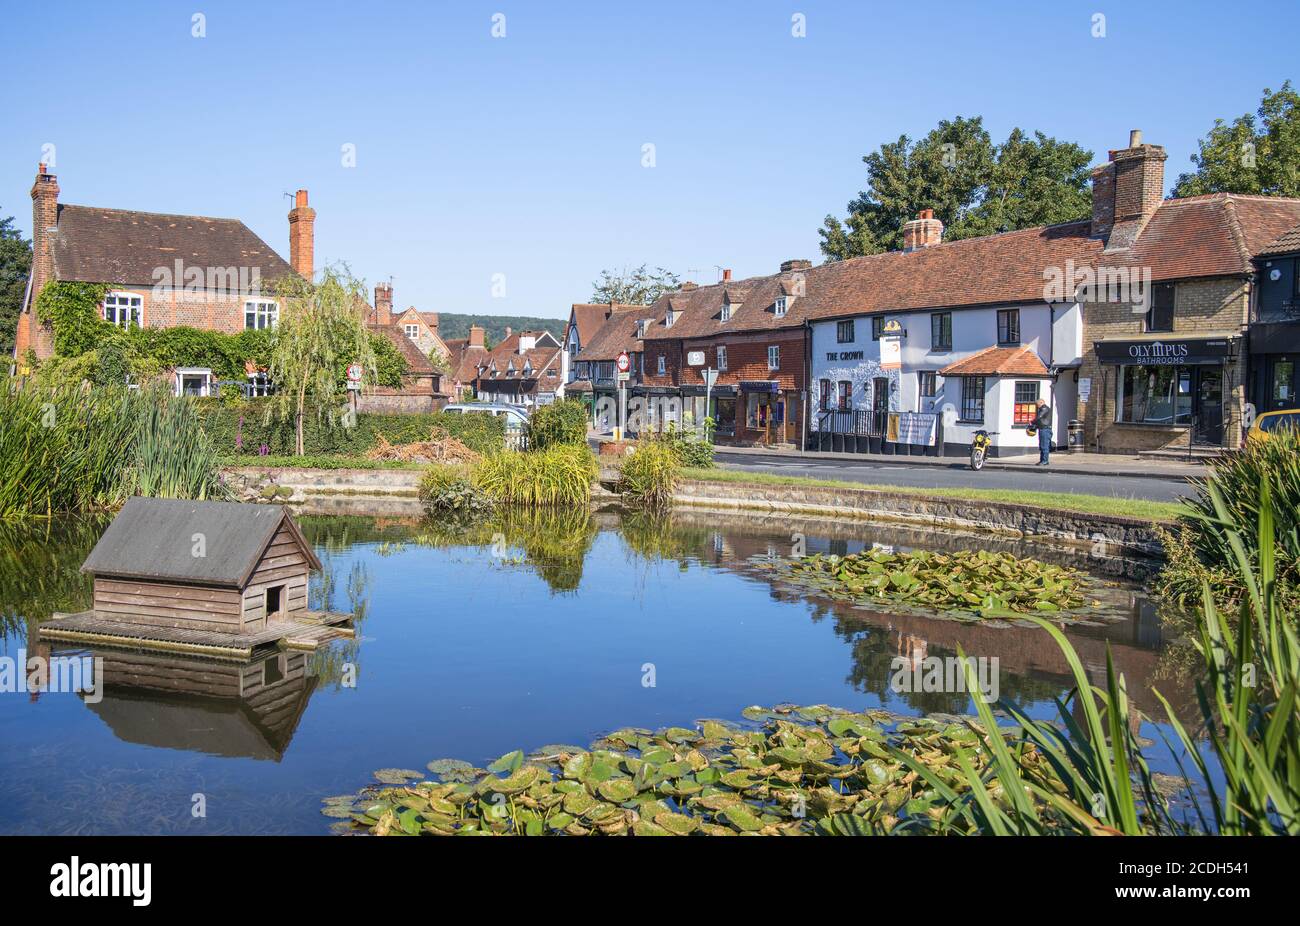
[404,323,420,339]
[774,296,788,317]
[104,292,142,328]
[665,309,676,328]
[636,319,647,338]
[721,303,732,322]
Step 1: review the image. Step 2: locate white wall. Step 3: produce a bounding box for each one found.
[810,301,1071,452]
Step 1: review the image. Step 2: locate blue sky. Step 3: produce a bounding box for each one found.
[3,0,1297,320]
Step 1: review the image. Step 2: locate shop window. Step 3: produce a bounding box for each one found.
[1013,381,1039,425]
[959,376,985,423]
[1118,364,1193,425]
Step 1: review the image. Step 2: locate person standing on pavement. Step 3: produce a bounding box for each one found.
[1034,398,1053,465]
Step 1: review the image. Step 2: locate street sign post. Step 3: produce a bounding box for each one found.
[615,353,630,441]
[701,368,719,441]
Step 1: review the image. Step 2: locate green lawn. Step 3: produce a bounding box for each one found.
[680,467,1184,522]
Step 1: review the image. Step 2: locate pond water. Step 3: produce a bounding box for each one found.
[0,505,1202,835]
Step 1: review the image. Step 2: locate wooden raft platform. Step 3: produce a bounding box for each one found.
[39,610,354,661]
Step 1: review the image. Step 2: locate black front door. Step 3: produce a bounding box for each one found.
[871,377,889,435]
[1193,367,1223,446]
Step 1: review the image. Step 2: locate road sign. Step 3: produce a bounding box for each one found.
[701,368,719,388]
[346,363,364,382]
[687,350,705,366]
[617,370,631,382]
[616,352,631,373]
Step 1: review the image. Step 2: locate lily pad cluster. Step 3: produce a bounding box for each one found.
[326,704,1045,836]
[779,548,1090,619]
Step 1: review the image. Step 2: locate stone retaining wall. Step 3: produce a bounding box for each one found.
[674,478,1165,560]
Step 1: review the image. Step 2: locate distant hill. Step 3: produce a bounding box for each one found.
[436,313,567,345]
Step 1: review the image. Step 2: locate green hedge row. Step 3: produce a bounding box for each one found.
[197,399,505,457]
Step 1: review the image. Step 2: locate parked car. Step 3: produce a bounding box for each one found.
[1246,408,1300,444]
[441,402,530,431]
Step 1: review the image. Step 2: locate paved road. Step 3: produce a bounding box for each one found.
[712,450,1194,502]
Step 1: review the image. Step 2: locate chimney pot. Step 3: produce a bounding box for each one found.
[901,209,944,251]
[722,269,732,282]
[1129,129,1142,147]
[780,259,812,273]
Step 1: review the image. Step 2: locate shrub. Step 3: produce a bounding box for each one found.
[1156,427,1300,615]
[527,399,589,450]
[419,464,494,516]
[617,439,680,510]
[472,444,597,507]
[656,423,714,468]
[199,402,505,458]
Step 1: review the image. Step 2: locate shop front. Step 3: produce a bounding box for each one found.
[1093,335,1240,450]
[738,381,799,446]
[1249,322,1300,415]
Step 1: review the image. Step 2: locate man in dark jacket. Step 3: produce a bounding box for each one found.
[1034,399,1052,465]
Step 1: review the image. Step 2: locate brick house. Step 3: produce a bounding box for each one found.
[13,165,303,394]
[1250,222,1300,415]
[360,282,450,412]
[639,263,813,445]
[1076,132,1300,453]
[443,325,489,400]
[569,303,646,431]
[470,329,564,407]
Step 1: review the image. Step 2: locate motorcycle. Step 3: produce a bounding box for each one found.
[969,429,995,470]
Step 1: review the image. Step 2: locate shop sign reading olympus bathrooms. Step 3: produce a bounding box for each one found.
[1093,337,1235,366]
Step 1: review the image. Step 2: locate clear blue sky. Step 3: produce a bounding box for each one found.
[3,0,1298,320]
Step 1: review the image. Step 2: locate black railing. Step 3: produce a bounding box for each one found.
[814,408,884,437]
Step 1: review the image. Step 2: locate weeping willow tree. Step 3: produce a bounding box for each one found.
[266,266,379,456]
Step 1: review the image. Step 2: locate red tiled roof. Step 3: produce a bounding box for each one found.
[51,204,295,286]
[640,193,1300,340]
[569,303,633,346]
[370,324,435,375]
[939,346,1048,377]
[575,303,646,361]
[473,331,562,382]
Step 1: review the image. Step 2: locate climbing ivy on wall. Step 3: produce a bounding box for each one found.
[29,281,407,389]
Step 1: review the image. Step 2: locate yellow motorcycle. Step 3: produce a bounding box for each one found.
[969,429,995,471]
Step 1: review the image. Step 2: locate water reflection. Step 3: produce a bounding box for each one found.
[0,505,1200,834]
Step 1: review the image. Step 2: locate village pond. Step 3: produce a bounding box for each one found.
[0,506,1204,835]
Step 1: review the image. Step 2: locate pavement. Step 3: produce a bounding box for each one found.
[707,446,1203,503]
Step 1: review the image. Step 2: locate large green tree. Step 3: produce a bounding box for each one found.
[819,117,1093,260]
[1173,81,1300,197]
[0,213,32,357]
[590,264,680,305]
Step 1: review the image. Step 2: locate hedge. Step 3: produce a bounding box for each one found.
[198,399,505,457]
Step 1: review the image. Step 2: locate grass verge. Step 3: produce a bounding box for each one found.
[680,467,1182,521]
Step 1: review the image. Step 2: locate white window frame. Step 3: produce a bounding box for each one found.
[721,303,732,322]
[103,291,142,328]
[774,296,788,317]
[244,298,278,330]
[768,345,780,371]
[657,354,666,375]
[174,367,213,398]
[404,323,420,339]
[717,345,728,370]
[246,371,273,397]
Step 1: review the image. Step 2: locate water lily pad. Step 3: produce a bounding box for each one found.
[597,778,639,803]
[373,768,425,784]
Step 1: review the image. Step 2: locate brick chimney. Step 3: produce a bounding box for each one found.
[374,282,393,326]
[1093,130,1167,248]
[780,259,812,272]
[901,209,944,252]
[468,324,485,348]
[288,189,315,280]
[504,326,512,339]
[20,164,60,359]
[425,311,438,334]
[722,269,732,282]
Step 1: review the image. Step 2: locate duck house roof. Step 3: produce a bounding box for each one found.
[81,497,321,588]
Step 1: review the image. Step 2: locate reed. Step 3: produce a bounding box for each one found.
[471,444,596,508]
[616,439,680,510]
[0,380,226,520]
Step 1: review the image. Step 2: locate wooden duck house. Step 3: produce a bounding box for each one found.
[40,498,353,659]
